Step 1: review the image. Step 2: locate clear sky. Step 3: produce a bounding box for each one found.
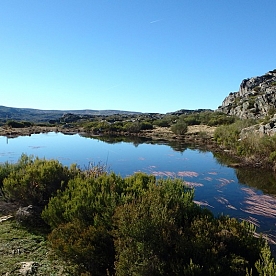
[1,1,276,114]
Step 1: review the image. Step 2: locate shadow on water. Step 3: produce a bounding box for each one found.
[214,151,276,196]
[236,168,276,195]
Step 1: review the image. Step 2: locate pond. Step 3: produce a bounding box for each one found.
[1,132,276,251]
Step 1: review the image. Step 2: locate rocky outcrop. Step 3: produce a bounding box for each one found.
[218,69,276,119]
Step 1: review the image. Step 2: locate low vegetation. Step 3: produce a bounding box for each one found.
[214,119,276,169]
[0,155,275,275]
[1,110,237,139]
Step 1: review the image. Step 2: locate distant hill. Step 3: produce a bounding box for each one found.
[0,105,141,123]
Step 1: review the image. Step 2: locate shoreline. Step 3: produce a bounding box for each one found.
[0,125,271,171]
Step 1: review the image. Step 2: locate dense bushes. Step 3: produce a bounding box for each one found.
[82,120,153,134]
[42,169,273,275]
[214,120,276,168]
[171,120,188,135]
[214,119,257,149]
[79,111,236,136]
[1,154,79,206]
[7,120,33,128]
[156,111,236,129]
[1,156,275,275]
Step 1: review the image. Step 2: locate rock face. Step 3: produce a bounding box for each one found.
[218,69,276,119]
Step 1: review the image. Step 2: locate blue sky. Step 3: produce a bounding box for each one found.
[1,1,276,113]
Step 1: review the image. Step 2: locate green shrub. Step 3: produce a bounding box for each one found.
[140,121,153,130]
[123,121,141,133]
[255,242,276,276]
[153,115,177,127]
[41,171,271,275]
[7,120,25,128]
[0,162,15,197]
[171,121,188,135]
[214,119,257,149]
[3,156,77,206]
[48,220,115,276]
[270,151,276,162]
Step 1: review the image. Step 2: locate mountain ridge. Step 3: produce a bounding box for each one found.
[0,105,142,122]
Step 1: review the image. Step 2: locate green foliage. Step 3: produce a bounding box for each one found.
[2,155,78,206]
[113,179,201,275]
[82,119,153,134]
[48,220,115,276]
[153,115,177,127]
[123,121,141,133]
[255,242,276,275]
[0,162,15,197]
[139,121,153,130]
[171,120,188,135]
[41,170,272,275]
[1,155,274,275]
[216,122,276,164]
[42,173,155,229]
[177,111,236,127]
[42,173,156,274]
[270,151,276,162]
[7,120,33,128]
[214,119,257,149]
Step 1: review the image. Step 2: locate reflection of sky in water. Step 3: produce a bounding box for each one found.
[0,133,276,248]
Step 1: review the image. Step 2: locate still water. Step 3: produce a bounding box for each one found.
[1,132,276,247]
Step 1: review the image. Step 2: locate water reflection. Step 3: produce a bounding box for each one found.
[214,151,276,196]
[83,134,192,153]
[1,133,276,252]
[236,168,276,195]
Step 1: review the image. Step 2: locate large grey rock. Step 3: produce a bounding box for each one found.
[218,69,276,119]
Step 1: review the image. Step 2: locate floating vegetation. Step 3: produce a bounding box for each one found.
[193,200,214,208]
[151,170,199,178]
[185,181,204,188]
[216,177,235,188]
[177,171,199,177]
[242,216,260,228]
[28,146,45,149]
[215,196,237,210]
[241,187,276,219]
[151,171,176,177]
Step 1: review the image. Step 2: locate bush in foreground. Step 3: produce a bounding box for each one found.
[42,171,273,275]
[1,156,275,275]
[1,154,80,206]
